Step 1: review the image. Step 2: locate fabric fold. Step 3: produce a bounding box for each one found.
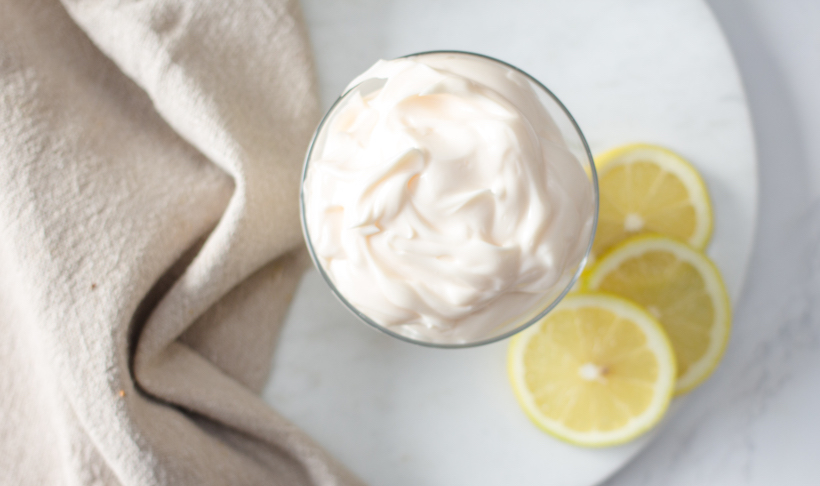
[0,0,362,484]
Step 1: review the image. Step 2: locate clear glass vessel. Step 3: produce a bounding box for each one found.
[300,51,598,348]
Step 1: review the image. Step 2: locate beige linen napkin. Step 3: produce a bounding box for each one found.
[0,0,362,484]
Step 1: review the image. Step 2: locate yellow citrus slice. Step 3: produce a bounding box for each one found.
[592,143,713,260]
[508,293,676,447]
[585,234,731,394]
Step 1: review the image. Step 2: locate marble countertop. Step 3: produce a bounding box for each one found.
[604,1,820,484]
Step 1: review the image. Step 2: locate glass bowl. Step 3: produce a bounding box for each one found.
[300,51,598,348]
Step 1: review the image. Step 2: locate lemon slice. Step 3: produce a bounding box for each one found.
[508,293,676,447]
[585,235,731,394]
[592,143,713,260]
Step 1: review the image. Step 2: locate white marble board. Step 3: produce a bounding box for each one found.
[263,1,758,484]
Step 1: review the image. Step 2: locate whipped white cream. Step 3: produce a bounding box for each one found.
[303,53,595,344]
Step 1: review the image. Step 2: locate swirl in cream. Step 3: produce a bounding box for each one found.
[303,53,595,344]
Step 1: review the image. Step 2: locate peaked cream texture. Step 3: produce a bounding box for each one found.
[303,54,595,343]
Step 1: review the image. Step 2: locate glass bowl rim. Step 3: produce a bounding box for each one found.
[299,50,599,349]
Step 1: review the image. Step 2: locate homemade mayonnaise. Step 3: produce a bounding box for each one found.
[303,53,595,344]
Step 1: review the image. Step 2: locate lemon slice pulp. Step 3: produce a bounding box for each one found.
[508,293,676,446]
[585,235,731,394]
[592,143,713,260]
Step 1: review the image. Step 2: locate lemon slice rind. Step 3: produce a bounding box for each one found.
[508,293,676,447]
[585,234,731,394]
[594,143,713,252]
